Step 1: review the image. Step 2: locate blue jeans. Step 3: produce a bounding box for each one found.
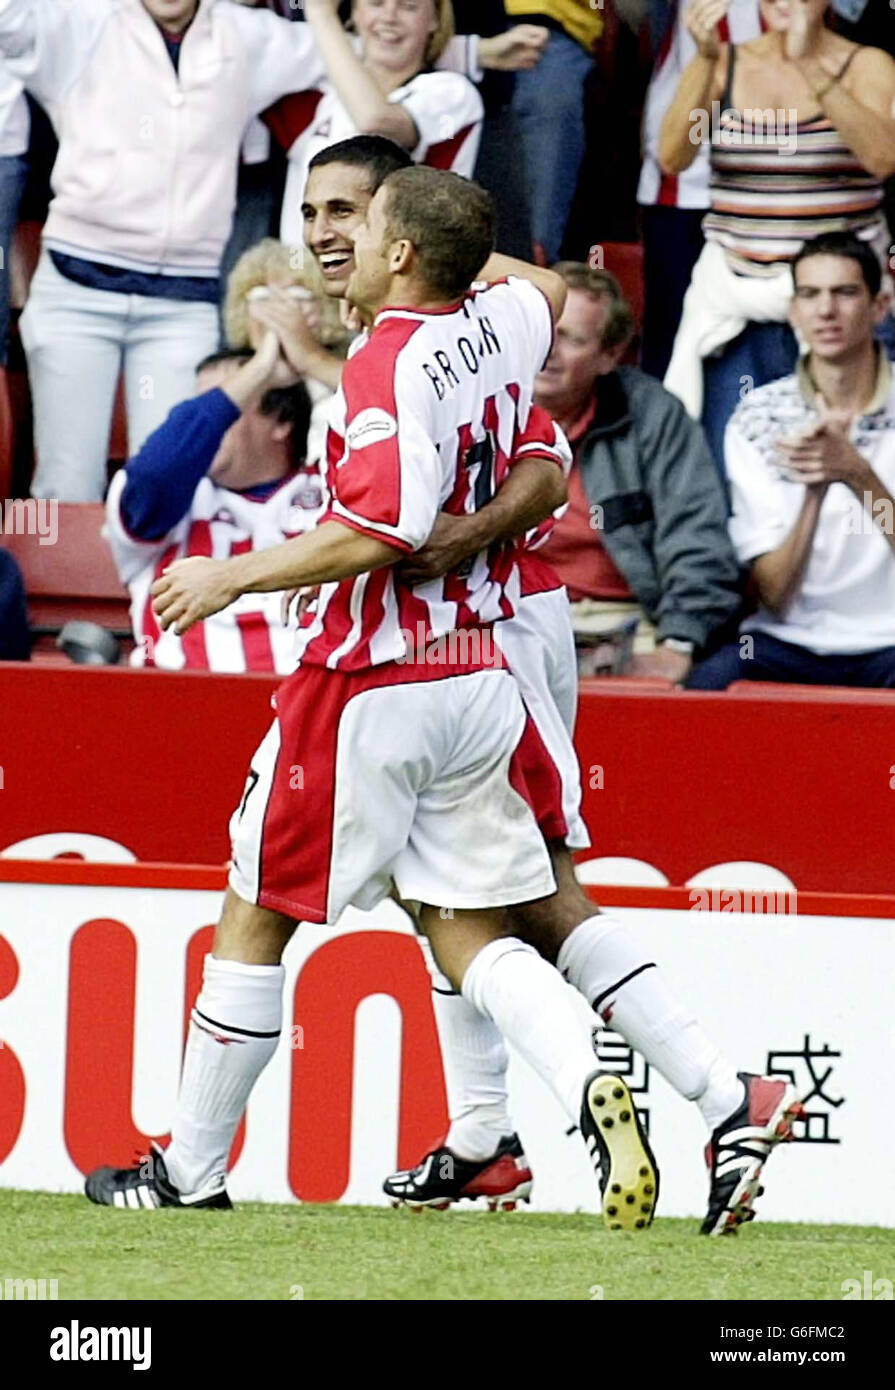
[21,251,219,501]
[687,630,895,690]
[0,153,27,364]
[473,105,533,260]
[702,320,799,487]
[511,30,594,263]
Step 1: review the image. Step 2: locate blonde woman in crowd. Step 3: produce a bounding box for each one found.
[272,0,485,247]
[223,236,352,463]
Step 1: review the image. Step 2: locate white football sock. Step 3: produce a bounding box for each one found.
[420,937,512,1160]
[556,914,743,1131]
[461,937,597,1124]
[164,955,284,1196]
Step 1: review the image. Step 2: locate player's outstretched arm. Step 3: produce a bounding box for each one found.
[151,522,399,636]
[400,456,567,584]
[478,254,567,324]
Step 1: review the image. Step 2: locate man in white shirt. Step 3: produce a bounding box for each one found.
[689,231,895,689]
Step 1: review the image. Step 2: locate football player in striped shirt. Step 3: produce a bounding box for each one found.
[84,166,665,1227]
[86,162,801,1236]
[288,139,805,1233]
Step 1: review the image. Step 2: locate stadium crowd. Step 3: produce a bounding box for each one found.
[1,0,895,690]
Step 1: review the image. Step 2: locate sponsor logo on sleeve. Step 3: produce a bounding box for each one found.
[346,408,398,451]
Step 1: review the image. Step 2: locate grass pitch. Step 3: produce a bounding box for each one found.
[1,1190,891,1301]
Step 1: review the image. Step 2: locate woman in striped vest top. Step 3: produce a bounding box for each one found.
[657,0,895,473]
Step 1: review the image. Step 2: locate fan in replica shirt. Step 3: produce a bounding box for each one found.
[267,0,486,247]
[105,340,325,674]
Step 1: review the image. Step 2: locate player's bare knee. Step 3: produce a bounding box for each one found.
[213,887,297,965]
[511,841,598,959]
[419,904,512,991]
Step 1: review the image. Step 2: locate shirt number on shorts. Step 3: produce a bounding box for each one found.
[238,769,259,820]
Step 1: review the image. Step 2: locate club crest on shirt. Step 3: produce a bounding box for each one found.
[291,479,324,511]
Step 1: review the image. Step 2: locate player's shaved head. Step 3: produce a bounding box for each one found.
[379,168,496,300]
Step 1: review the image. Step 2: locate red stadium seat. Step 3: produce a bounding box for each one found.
[9,219,42,312]
[600,242,645,339]
[726,680,895,703]
[108,376,129,466]
[3,501,132,661]
[579,676,676,695]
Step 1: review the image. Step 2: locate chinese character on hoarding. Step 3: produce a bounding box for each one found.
[766,1035,843,1143]
[592,1028,651,1135]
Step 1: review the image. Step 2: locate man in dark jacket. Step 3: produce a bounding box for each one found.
[535,261,742,682]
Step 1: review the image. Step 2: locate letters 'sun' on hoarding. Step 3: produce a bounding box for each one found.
[0,863,888,1226]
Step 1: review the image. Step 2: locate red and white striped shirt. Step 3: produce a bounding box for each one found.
[637,0,762,211]
[513,401,573,598]
[106,466,327,673]
[295,277,571,672]
[271,69,484,247]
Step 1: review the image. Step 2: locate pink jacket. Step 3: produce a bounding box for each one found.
[0,0,327,274]
[0,1,482,277]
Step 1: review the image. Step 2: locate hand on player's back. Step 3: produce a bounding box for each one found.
[281,586,320,625]
[400,513,479,583]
